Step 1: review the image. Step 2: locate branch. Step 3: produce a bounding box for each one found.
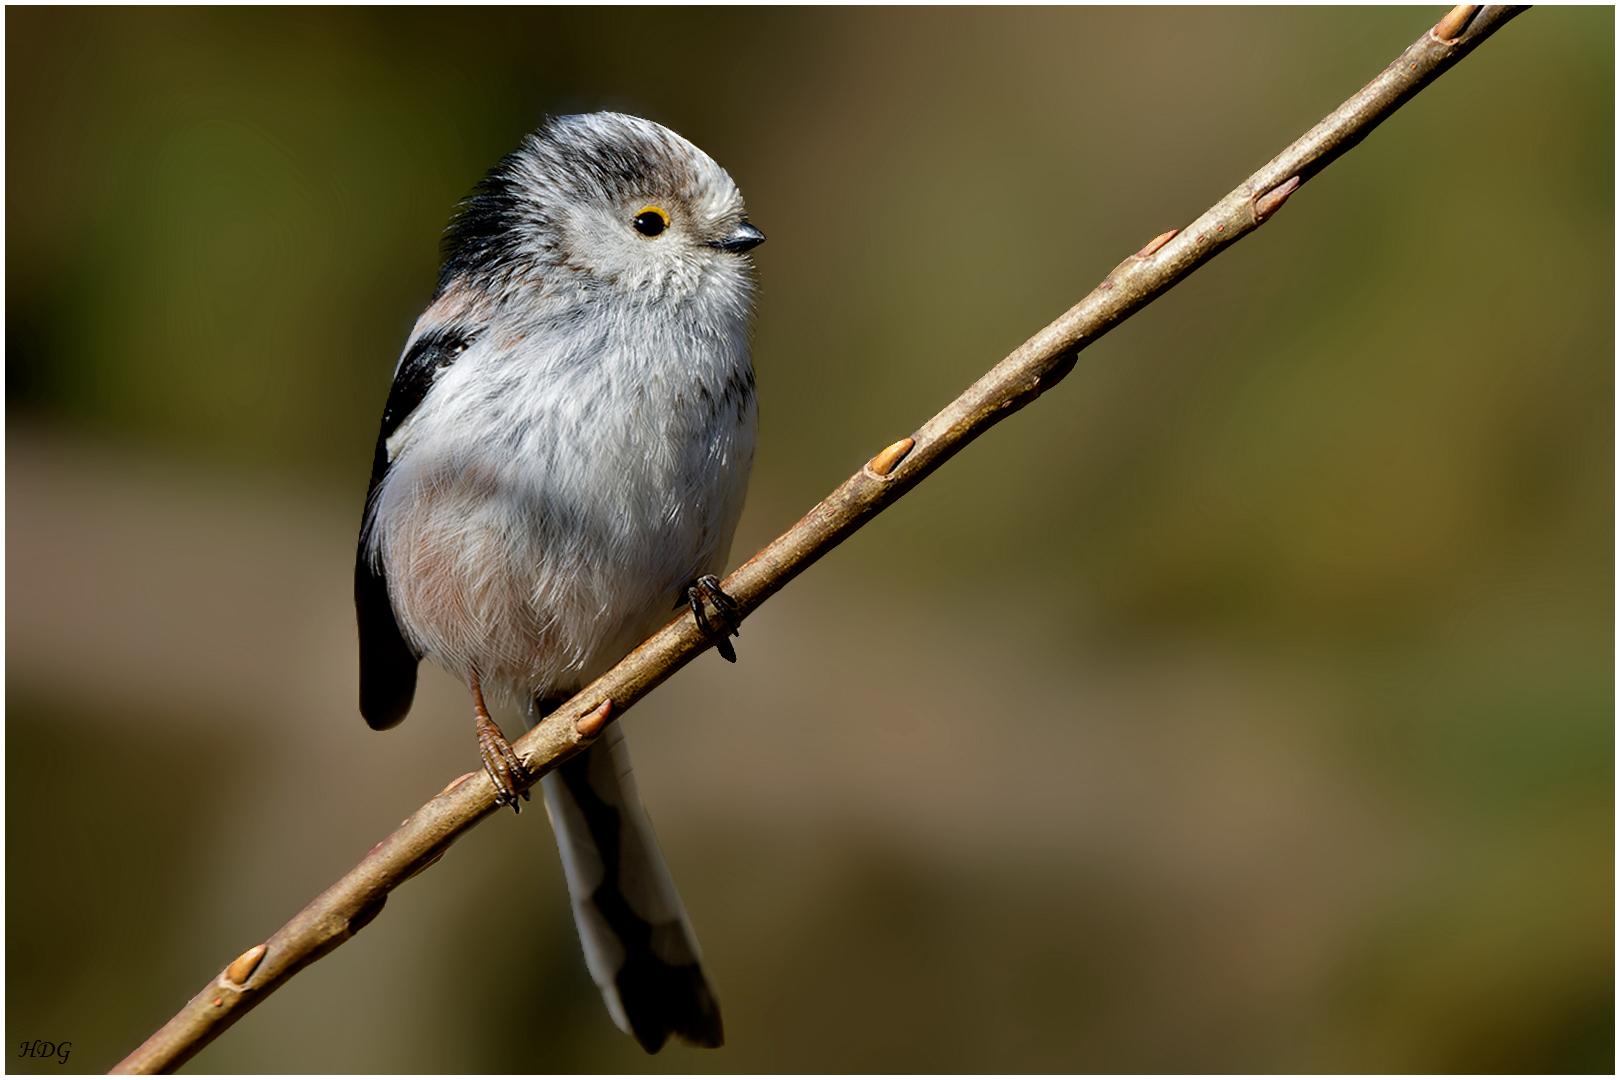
[112,6,1525,1073]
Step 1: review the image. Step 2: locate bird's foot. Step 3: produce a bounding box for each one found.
[476,713,532,814]
[687,575,742,663]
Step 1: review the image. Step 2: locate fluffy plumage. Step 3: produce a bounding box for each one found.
[354,112,761,1052]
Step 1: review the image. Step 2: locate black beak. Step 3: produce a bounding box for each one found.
[710,221,765,253]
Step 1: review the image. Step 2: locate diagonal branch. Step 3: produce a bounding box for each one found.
[111,6,1526,1073]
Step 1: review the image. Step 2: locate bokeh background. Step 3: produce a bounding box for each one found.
[7,6,1613,1073]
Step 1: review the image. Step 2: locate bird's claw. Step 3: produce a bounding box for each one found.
[476,713,532,814]
[687,574,742,663]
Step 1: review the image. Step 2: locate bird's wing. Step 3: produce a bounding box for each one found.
[540,720,723,1053]
[355,325,478,730]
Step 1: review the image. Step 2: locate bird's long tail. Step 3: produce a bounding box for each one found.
[535,714,723,1053]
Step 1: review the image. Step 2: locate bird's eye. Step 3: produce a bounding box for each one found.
[632,206,670,238]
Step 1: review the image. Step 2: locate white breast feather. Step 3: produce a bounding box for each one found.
[365,281,756,706]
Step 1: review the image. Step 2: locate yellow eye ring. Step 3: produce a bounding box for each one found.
[632,205,670,237]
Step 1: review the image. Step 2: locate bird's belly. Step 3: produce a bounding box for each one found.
[379,450,727,704]
[381,473,555,695]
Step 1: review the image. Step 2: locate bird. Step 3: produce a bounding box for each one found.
[353,112,763,1053]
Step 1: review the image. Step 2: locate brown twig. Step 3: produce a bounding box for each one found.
[111,6,1526,1073]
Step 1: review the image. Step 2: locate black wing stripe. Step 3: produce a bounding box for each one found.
[371,325,481,484]
[354,325,479,730]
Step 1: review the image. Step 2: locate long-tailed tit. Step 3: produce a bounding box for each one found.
[355,112,763,1053]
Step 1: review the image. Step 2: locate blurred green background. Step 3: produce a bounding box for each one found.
[7,6,1613,1073]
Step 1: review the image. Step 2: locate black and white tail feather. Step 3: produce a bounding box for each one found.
[535,713,722,1052]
